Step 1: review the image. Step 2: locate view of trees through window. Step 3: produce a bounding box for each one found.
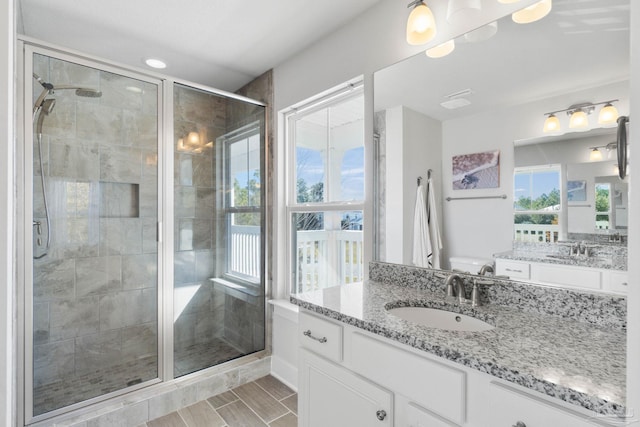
[596,183,611,229]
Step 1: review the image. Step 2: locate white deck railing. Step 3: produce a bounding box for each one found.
[514,224,560,243]
[230,225,261,278]
[229,226,364,293]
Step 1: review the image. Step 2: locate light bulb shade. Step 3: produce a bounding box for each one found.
[464,21,498,43]
[426,39,456,58]
[543,114,560,132]
[406,3,437,45]
[569,110,588,129]
[590,148,603,162]
[512,0,552,24]
[598,103,619,125]
[447,0,481,23]
[187,131,200,146]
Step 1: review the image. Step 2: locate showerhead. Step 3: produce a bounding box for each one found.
[74,88,102,98]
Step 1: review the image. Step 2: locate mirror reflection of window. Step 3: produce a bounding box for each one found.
[513,166,561,242]
[595,183,611,229]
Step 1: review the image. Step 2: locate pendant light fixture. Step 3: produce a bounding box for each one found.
[512,0,552,24]
[406,1,437,45]
[598,103,619,125]
[426,39,456,58]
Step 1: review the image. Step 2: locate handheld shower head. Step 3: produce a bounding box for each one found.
[75,88,102,98]
[35,99,56,136]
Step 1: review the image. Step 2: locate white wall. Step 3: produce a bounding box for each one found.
[441,81,629,263]
[384,106,442,265]
[1,0,13,425]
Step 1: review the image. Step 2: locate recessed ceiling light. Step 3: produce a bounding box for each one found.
[145,58,167,69]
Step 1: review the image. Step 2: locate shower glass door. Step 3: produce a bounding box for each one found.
[27,50,161,418]
[173,84,266,377]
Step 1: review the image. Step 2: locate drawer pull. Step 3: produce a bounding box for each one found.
[512,422,526,427]
[303,330,327,343]
[505,268,522,273]
[376,410,387,421]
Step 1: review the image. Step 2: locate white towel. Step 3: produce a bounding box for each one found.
[412,184,430,268]
[426,177,443,269]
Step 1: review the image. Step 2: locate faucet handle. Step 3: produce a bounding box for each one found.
[470,281,482,307]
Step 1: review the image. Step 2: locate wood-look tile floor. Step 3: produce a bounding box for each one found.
[144,375,297,427]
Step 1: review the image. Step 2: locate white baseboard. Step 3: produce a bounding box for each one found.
[271,355,298,391]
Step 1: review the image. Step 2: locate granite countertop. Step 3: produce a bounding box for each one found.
[291,280,626,417]
[494,249,627,271]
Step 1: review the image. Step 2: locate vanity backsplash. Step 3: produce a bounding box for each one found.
[369,261,626,330]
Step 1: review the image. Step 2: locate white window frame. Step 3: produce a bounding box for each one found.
[513,164,565,242]
[281,78,366,295]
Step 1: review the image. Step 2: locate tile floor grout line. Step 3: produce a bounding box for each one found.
[253,380,295,408]
[235,388,278,426]
[267,410,294,426]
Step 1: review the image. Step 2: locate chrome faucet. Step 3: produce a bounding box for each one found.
[478,263,494,276]
[444,273,467,304]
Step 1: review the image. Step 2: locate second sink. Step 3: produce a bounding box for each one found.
[387,306,495,332]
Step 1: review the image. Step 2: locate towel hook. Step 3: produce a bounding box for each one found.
[427,169,432,179]
[417,176,423,186]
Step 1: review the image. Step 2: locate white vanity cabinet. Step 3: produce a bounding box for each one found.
[495,258,627,294]
[298,309,618,427]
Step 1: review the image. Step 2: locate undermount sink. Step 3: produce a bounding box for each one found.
[387,306,495,332]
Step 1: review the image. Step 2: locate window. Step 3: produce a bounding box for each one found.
[513,165,561,242]
[595,183,611,229]
[284,81,365,294]
[222,123,262,283]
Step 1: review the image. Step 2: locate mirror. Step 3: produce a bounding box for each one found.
[373,0,630,283]
[514,127,629,243]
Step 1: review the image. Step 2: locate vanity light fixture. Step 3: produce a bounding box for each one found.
[464,21,498,43]
[589,142,616,162]
[569,108,589,129]
[512,0,552,24]
[589,148,603,162]
[447,0,481,24]
[426,39,456,58]
[598,102,619,125]
[542,99,619,133]
[406,1,437,45]
[542,113,560,133]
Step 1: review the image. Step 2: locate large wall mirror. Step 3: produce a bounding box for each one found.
[373,0,629,288]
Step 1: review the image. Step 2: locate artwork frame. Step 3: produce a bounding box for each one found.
[567,180,587,202]
[452,149,500,190]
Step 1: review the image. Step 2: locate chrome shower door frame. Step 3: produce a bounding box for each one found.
[18,42,167,425]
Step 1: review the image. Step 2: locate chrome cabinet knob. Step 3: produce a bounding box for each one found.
[376,409,387,421]
[512,422,526,427]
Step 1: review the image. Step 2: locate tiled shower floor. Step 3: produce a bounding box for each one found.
[34,338,245,416]
[145,375,298,427]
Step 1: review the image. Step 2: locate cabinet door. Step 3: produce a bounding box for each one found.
[299,348,393,427]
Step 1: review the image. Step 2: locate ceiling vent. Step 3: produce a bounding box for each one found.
[440,88,473,109]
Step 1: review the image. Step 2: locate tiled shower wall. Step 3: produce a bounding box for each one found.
[31,54,159,406]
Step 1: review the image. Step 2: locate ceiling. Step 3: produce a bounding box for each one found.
[18,0,384,92]
[375,0,630,122]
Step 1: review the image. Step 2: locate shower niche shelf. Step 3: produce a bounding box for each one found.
[99,181,140,218]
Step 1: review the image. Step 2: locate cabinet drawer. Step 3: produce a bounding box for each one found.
[488,382,601,426]
[496,259,530,279]
[299,311,343,362]
[531,263,601,290]
[349,332,465,425]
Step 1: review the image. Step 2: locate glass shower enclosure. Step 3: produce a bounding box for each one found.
[22,46,266,424]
